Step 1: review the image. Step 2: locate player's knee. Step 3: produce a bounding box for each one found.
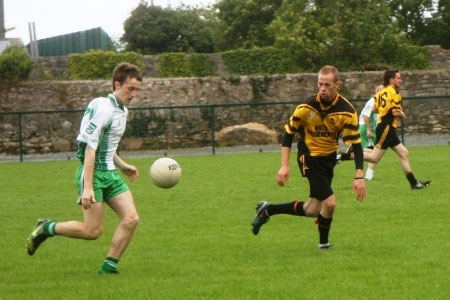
[322,197,336,213]
[303,200,320,217]
[122,214,139,230]
[84,227,103,240]
[304,209,320,217]
[400,148,409,159]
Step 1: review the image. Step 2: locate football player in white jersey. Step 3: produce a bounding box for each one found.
[27,63,143,274]
[359,85,383,180]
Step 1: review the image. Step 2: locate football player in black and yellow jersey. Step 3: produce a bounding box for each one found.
[363,70,430,189]
[252,65,366,249]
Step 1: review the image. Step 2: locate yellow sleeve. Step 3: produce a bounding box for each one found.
[284,105,304,134]
[391,91,402,112]
[341,112,361,145]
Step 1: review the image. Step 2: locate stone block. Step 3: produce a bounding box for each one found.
[216,122,278,146]
[121,137,144,150]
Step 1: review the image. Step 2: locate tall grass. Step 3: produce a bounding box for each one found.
[0,146,449,299]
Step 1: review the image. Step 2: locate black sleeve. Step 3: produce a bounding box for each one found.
[352,142,364,170]
[282,132,294,148]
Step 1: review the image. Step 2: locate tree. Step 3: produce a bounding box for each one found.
[419,0,450,48]
[267,0,430,71]
[122,3,214,54]
[388,0,434,40]
[214,0,283,51]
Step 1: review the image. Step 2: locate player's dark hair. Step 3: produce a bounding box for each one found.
[112,62,142,91]
[319,65,340,83]
[383,69,399,87]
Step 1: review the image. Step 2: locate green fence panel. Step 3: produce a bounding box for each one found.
[29,27,113,57]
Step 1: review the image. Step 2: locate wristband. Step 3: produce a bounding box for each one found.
[354,177,364,180]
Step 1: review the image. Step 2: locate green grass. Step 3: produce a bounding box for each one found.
[1,145,449,299]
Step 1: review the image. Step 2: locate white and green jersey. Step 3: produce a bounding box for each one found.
[76,94,128,170]
[359,97,378,132]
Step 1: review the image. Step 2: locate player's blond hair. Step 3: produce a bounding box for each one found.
[319,65,340,83]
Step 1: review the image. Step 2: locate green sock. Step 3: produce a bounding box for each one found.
[44,221,57,237]
[101,257,119,273]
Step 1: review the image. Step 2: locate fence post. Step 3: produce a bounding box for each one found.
[210,105,216,155]
[18,113,24,162]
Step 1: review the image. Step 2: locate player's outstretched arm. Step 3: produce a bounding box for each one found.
[114,154,139,181]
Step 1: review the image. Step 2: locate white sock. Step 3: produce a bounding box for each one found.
[365,168,374,179]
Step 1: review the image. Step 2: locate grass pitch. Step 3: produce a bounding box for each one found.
[1,145,449,299]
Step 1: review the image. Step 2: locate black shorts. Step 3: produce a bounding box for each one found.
[297,153,336,201]
[375,124,401,150]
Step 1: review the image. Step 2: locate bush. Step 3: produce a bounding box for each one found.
[189,54,215,77]
[159,53,216,78]
[68,50,145,80]
[222,47,293,75]
[0,46,34,82]
[159,53,192,77]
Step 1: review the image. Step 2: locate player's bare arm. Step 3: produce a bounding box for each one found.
[363,115,373,139]
[393,109,405,119]
[277,146,291,186]
[82,146,97,210]
[113,154,139,181]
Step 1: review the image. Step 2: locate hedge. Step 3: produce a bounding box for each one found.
[68,50,145,80]
[159,53,216,78]
[189,53,215,77]
[222,47,293,75]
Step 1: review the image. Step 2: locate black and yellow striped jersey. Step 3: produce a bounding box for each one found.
[284,93,360,156]
[374,85,402,128]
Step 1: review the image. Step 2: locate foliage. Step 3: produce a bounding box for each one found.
[189,53,216,77]
[417,0,450,48]
[122,4,214,54]
[159,53,192,77]
[0,46,34,82]
[388,0,434,41]
[222,47,293,75]
[68,50,145,80]
[159,53,216,77]
[267,0,430,71]
[214,0,283,51]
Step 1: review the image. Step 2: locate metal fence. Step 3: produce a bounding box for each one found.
[27,27,114,57]
[1,96,449,162]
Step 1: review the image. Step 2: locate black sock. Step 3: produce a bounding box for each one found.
[267,201,305,216]
[317,214,333,244]
[406,172,417,186]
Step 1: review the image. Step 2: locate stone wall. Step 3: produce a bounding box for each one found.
[426,45,450,69]
[0,70,449,155]
[27,45,450,81]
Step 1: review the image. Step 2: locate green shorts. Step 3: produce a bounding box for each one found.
[75,164,129,203]
[359,124,377,148]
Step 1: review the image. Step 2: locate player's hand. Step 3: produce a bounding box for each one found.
[121,165,139,182]
[81,188,96,210]
[367,131,373,139]
[352,179,366,201]
[277,166,290,187]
